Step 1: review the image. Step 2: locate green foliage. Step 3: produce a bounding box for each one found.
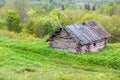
[100,15,120,43]
[0,19,6,29]
[81,12,101,22]
[26,9,120,43]
[0,1,120,42]
[0,30,37,41]
[27,9,84,37]
[27,9,62,37]
[6,10,21,33]
[99,3,117,15]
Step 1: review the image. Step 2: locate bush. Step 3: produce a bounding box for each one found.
[6,10,21,33]
[27,16,59,38]
[0,19,6,29]
[100,15,120,43]
[80,12,101,22]
[27,9,61,37]
[0,29,37,41]
[99,3,117,15]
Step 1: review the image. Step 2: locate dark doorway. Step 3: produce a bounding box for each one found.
[93,43,96,46]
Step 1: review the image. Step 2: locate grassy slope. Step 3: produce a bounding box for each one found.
[0,36,120,80]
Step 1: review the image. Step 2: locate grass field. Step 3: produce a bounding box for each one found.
[0,36,120,80]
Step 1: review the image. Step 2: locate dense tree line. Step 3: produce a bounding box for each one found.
[0,0,120,43]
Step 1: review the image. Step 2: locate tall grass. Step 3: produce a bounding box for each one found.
[0,29,37,41]
[0,36,120,80]
[0,36,120,70]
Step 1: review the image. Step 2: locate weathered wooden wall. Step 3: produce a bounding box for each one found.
[50,29,79,53]
[78,39,107,53]
[50,29,108,54]
[89,40,106,52]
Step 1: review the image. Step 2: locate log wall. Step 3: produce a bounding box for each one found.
[49,29,108,54]
[89,40,106,52]
[50,29,79,53]
[79,39,106,53]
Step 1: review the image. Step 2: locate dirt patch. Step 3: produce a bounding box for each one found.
[17,68,36,73]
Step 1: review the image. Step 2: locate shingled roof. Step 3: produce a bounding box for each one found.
[48,20,110,44]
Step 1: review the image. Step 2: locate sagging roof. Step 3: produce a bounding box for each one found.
[47,20,111,44]
[85,20,111,38]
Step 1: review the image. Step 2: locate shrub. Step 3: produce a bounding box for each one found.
[27,16,59,38]
[6,10,21,33]
[0,19,6,29]
[0,29,37,41]
[100,15,120,43]
[99,3,117,15]
[27,9,61,37]
[80,12,101,22]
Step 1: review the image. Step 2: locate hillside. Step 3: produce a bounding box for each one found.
[0,36,120,80]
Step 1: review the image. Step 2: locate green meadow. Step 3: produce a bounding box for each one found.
[0,36,120,80]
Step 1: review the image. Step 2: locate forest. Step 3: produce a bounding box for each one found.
[0,0,120,80]
[0,0,120,42]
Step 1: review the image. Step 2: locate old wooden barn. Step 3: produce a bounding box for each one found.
[47,20,111,54]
